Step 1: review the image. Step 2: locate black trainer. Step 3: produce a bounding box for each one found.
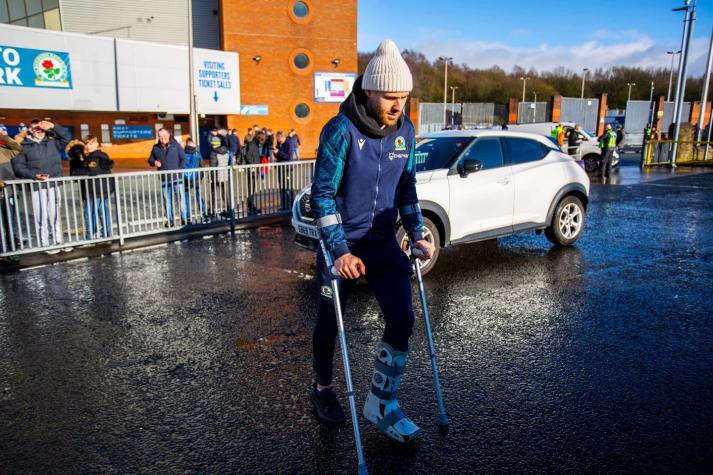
[310,385,346,424]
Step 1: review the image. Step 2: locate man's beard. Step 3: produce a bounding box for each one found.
[367,96,402,127]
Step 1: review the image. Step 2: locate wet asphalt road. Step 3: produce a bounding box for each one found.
[2,168,713,474]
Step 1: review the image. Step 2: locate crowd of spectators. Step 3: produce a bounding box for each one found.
[0,120,303,255]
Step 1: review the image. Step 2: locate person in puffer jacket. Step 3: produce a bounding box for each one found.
[308,39,434,444]
[12,119,71,250]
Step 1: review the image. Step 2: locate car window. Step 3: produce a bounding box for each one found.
[503,137,549,165]
[414,137,471,172]
[458,137,504,170]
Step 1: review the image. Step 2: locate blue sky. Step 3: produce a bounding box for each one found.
[358,0,713,75]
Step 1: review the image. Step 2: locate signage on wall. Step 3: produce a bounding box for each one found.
[314,72,356,103]
[0,44,73,89]
[112,125,154,140]
[193,49,240,115]
[239,105,269,115]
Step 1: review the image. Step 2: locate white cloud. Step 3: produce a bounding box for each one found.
[414,31,711,75]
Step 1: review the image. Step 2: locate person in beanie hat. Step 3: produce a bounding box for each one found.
[309,39,433,443]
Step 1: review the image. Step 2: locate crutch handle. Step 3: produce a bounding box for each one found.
[411,247,427,259]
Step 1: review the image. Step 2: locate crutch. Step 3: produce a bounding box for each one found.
[318,240,368,475]
[410,242,449,426]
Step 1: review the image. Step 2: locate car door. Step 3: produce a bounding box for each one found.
[446,136,514,241]
[503,137,558,227]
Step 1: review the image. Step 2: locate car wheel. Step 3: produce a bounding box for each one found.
[583,154,599,173]
[396,217,440,276]
[545,195,586,246]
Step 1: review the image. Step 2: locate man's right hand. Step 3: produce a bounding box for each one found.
[334,253,366,279]
[35,174,49,181]
[154,160,162,168]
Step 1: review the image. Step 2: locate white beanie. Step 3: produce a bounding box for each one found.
[362,39,413,93]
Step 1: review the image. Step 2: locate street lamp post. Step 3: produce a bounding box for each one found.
[450,86,459,128]
[532,91,537,122]
[671,0,696,166]
[438,56,453,129]
[581,68,589,99]
[626,82,636,102]
[187,0,199,148]
[696,26,713,141]
[666,50,681,101]
[649,80,655,124]
[519,76,528,103]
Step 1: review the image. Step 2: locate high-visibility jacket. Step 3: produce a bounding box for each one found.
[599,129,617,151]
[557,127,565,146]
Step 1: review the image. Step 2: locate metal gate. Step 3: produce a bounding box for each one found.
[518,102,549,123]
[419,102,459,133]
[419,102,501,132]
[560,97,599,132]
[662,101,691,135]
[461,103,497,128]
[624,100,654,147]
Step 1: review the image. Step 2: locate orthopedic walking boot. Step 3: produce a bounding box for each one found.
[363,342,422,443]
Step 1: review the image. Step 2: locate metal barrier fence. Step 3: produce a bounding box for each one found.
[418,102,502,132]
[642,140,713,167]
[517,101,550,123]
[0,161,315,257]
[560,97,600,132]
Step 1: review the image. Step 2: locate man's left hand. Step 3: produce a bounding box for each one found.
[38,120,54,130]
[412,239,434,260]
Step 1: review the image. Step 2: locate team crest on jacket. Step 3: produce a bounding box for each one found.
[321,285,333,299]
[394,136,407,151]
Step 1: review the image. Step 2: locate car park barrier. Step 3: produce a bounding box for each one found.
[0,161,315,257]
[642,140,713,167]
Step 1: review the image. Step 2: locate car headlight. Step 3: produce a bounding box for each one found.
[293,187,313,223]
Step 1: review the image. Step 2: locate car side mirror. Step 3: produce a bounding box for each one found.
[458,158,482,177]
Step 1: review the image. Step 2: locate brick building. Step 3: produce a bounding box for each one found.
[0,0,357,163]
[221,0,357,157]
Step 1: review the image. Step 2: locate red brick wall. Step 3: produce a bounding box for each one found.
[220,0,358,159]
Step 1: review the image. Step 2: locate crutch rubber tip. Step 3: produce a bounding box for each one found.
[358,463,368,475]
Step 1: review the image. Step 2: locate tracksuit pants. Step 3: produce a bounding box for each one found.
[313,237,415,386]
[31,184,62,247]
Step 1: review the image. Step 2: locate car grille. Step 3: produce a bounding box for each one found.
[299,193,314,223]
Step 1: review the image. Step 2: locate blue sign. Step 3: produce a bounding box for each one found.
[0,45,73,89]
[112,125,154,140]
[240,105,269,115]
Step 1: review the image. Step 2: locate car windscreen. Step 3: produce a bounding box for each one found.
[415,137,471,172]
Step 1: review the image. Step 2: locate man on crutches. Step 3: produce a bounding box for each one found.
[309,39,434,444]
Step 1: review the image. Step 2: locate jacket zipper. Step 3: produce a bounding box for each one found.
[371,138,383,224]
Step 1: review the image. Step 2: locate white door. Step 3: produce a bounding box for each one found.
[447,137,514,241]
[503,137,559,226]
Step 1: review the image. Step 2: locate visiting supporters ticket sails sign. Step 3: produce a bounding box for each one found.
[193,49,240,115]
[0,44,73,89]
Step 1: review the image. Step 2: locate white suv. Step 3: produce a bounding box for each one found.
[292,130,590,274]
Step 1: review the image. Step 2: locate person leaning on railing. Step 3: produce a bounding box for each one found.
[11,119,72,253]
[71,136,114,243]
